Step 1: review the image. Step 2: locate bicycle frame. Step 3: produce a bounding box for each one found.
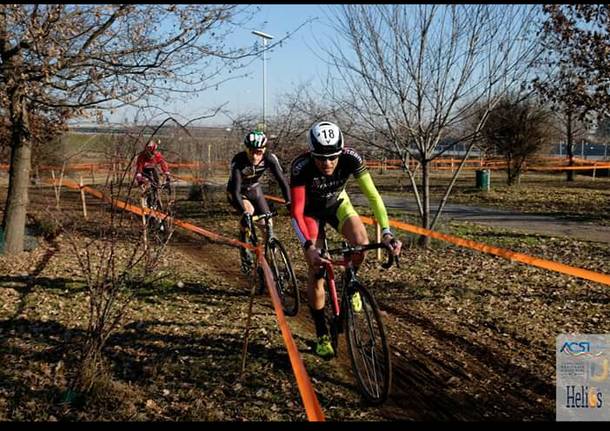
[322,242,397,320]
[245,212,276,249]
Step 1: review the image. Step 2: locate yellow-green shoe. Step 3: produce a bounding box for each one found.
[315,335,334,359]
[351,291,362,313]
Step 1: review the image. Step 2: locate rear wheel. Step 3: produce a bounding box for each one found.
[145,187,173,244]
[266,238,299,316]
[345,282,392,405]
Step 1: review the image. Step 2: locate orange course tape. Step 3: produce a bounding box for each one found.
[58,178,325,421]
[255,250,325,422]
[359,216,610,286]
[267,194,610,285]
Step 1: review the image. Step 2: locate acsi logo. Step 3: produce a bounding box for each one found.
[560,341,591,356]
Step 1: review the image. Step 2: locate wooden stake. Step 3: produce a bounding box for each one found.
[240,264,259,376]
[51,170,60,209]
[141,196,148,251]
[80,176,88,219]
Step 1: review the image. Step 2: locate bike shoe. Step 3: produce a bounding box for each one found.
[351,291,362,313]
[315,335,335,359]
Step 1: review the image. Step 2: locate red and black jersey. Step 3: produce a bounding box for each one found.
[289,147,367,213]
[135,151,169,176]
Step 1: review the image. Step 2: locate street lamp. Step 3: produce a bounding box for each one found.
[252,30,274,132]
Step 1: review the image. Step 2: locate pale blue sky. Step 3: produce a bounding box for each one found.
[109,4,334,127]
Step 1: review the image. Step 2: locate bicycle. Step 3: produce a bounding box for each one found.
[241,210,300,317]
[319,240,398,405]
[141,175,174,244]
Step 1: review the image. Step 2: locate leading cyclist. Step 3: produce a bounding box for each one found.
[290,121,402,358]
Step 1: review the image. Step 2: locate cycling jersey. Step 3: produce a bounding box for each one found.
[226,150,290,213]
[290,148,390,245]
[135,151,169,184]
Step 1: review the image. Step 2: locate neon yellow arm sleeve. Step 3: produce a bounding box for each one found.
[355,172,390,231]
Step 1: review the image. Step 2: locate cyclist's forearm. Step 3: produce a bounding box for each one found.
[356,172,390,231]
[269,157,291,203]
[290,186,311,244]
[232,171,246,213]
[277,174,291,203]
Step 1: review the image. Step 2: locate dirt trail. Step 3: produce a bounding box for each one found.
[169,231,553,421]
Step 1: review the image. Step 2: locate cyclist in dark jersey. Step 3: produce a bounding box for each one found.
[227,130,291,272]
[290,121,402,358]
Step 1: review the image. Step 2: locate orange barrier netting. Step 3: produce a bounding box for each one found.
[57,178,325,421]
[359,215,610,287]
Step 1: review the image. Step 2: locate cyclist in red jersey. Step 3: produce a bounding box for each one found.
[135,139,171,190]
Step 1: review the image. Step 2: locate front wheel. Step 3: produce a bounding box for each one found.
[266,238,299,317]
[345,282,392,405]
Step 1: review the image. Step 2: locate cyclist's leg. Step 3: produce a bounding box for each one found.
[331,192,368,313]
[296,214,334,357]
[248,186,272,243]
[294,213,326,327]
[227,191,255,271]
[143,168,159,207]
[334,191,369,268]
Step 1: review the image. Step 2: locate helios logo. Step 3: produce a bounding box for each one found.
[565,385,603,409]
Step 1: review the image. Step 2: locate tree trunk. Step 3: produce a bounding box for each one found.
[418,159,431,248]
[565,111,574,182]
[506,154,514,186]
[2,90,32,254]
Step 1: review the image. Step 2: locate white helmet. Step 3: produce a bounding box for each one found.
[307,121,344,157]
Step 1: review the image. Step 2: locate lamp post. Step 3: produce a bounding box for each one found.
[252,30,274,132]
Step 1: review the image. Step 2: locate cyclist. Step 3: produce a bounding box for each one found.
[290,121,402,359]
[135,138,171,193]
[226,130,291,273]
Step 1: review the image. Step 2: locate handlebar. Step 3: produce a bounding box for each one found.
[324,242,400,270]
[251,210,278,222]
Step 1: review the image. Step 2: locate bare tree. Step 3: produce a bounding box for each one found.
[532,4,610,181]
[0,4,268,253]
[65,194,170,396]
[321,5,541,244]
[475,94,557,185]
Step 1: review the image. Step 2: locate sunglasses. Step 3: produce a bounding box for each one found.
[248,148,265,155]
[313,154,339,162]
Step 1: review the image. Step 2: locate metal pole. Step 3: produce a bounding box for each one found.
[263,37,267,132]
[252,31,273,133]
